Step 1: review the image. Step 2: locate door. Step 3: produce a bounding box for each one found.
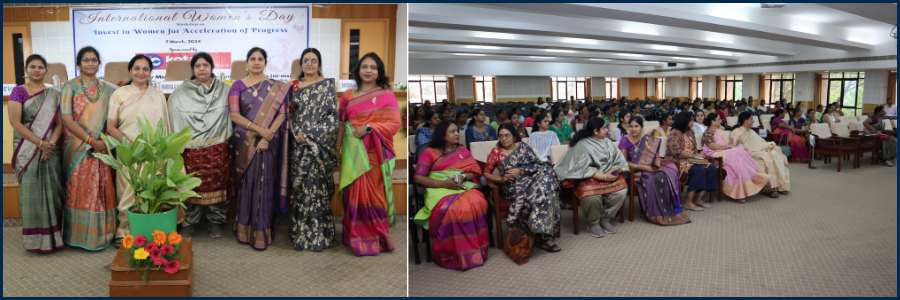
[3,25,32,86]
[340,19,389,81]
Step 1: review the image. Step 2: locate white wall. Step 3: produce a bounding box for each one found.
[454,75,474,99]
[310,19,341,81]
[619,78,629,97]
[31,22,76,80]
[794,72,815,103]
[409,59,641,78]
[495,76,549,100]
[666,77,689,98]
[647,79,656,97]
[702,75,716,99]
[742,74,760,99]
[393,3,407,86]
[863,70,890,105]
[591,78,606,98]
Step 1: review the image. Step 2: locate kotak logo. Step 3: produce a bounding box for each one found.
[137,52,232,71]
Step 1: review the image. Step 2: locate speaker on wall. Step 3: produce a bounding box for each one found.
[667,63,677,67]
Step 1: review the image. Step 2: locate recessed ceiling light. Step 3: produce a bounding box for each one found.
[530,56,554,59]
[711,51,732,56]
[590,59,611,61]
[466,45,499,50]
[563,38,597,45]
[652,45,678,51]
[707,38,733,44]
[641,61,663,64]
[546,49,575,53]
[623,29,657,36]
[474,33,515,40]
[672,57,697,60]
[618,53,642,57]
[455,53,486,56]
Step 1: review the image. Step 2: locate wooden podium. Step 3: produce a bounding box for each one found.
[109,238,194,297]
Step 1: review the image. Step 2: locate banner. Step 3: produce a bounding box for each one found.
[71,5,310,84]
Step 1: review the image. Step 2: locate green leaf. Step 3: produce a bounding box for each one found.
[140,163,153,182]
[117,143,133,167]
[162,133,191,159]
[171,156,185,177]
[159,190,181,200]
[166,178,176,188]
[139,190,155,200]
[145,118,159,145]
[177,191,201,200]
[156,118,167,141]
[151,177,167,191]
[175,177,202,191]
[94,153,120,170]
[140,201,150,214]
[169,172,189,184]
[131,141,147,162]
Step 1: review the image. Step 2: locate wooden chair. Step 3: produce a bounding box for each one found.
[549,145,586,234]
[759,114,775,142]
[576,123,584,131]
[165,60,192,81]
[843,123,878,168]
[525,127,533,135]
[642,121,660,135]
[103,62,130,85]
[623,136,667,222]
[725,116,739,128]
[231,60,248,81]
[410,144,432,265]
[46,63,68,83]
[809,124,856,172]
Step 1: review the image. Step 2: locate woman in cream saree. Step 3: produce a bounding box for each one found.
[730,112,791,195]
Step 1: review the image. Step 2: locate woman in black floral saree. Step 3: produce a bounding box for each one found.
[288,49,340,251]
[483,123,562,253]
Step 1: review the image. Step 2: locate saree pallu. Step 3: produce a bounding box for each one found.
[701,129,770,200]
[730,127,791,191]
[772,127,810,163]
[621,135,689,226]
[338,88,400,256]
[11,86,65,252]
[413,146,488,270]
[108,85,171,238]
[288,79,340,252]
[495,143,560,238]
[60,78,118,250]
[182,144,235,204]
[228,79,290,250]
[554,137,630,185]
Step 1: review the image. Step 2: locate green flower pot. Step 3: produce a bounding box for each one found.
[126,205,177,240]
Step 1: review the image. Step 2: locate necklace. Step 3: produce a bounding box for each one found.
[79,78,100,103]
[247,75,265,97]
[25,82,45,95]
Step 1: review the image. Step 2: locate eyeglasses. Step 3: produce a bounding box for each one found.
[81,58,99,64]
[301,59,318,65]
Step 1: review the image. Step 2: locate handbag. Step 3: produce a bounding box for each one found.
[504,221,534,265]
[776,133,791,157]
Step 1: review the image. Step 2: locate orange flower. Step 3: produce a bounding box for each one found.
[122,235,134,249]
[168,231,182,245]
[151,230,167,246]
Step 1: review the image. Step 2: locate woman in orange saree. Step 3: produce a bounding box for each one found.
[60,47,118,250]
[337,53,400,256]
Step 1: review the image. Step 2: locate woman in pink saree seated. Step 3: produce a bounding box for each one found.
[771,108,810,163]
[701,113,774,201]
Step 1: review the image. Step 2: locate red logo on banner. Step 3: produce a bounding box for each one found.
[138,52,232,70]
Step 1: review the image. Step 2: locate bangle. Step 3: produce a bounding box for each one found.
[246,121,253,129]
[39,141,43,148]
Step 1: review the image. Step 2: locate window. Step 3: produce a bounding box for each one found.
[550,77,586,101]
[821,72,865,116]
[721,75,743,100]
[765,74,795,104]
[474,75,493,103]
[656,78,666,98]
[605,77,618,99]
[692,77,702,99]
[408,75,448,104]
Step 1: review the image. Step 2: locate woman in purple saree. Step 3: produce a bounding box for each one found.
[617,116,690,226]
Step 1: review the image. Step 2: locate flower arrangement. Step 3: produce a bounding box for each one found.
[123,230,183,282]
[400,105,407,136]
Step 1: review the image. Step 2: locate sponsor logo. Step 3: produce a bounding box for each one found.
[137,52,232,70]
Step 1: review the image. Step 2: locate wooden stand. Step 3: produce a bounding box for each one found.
[109,238,194,297]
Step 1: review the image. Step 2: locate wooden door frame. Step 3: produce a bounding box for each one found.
[3,22,33,88]
[340,18,391,82]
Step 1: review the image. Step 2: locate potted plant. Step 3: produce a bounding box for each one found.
[95,117,202,240]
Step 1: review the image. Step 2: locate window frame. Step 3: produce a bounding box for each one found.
[765,73,795,104]
[551,76,587,101]
[823,72,865,116]
[474,75,494,103]
[408,75,449,104]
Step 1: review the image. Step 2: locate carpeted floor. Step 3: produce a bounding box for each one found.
[3,217,408,297]
[409,159,898,297]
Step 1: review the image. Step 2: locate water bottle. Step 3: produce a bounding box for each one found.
[52,75,60,90]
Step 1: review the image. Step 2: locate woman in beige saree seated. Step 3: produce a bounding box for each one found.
[729,112,791,197]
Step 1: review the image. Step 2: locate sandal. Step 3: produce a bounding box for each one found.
[535,241,561,253]
[114,238,123,249]
[561,202,573,210]
[776,189,789,195]
[762,190,779,198]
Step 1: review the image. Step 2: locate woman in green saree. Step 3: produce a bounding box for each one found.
[8,54,65,253]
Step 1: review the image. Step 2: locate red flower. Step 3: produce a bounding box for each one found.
[148,246,161,259]
[147,241,157,249]
[134,235,147,247]
[164,260,180,275]
[153,256,168,266]
[160,244,174,256]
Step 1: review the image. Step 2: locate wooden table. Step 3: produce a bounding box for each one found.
[109,238,194,297]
